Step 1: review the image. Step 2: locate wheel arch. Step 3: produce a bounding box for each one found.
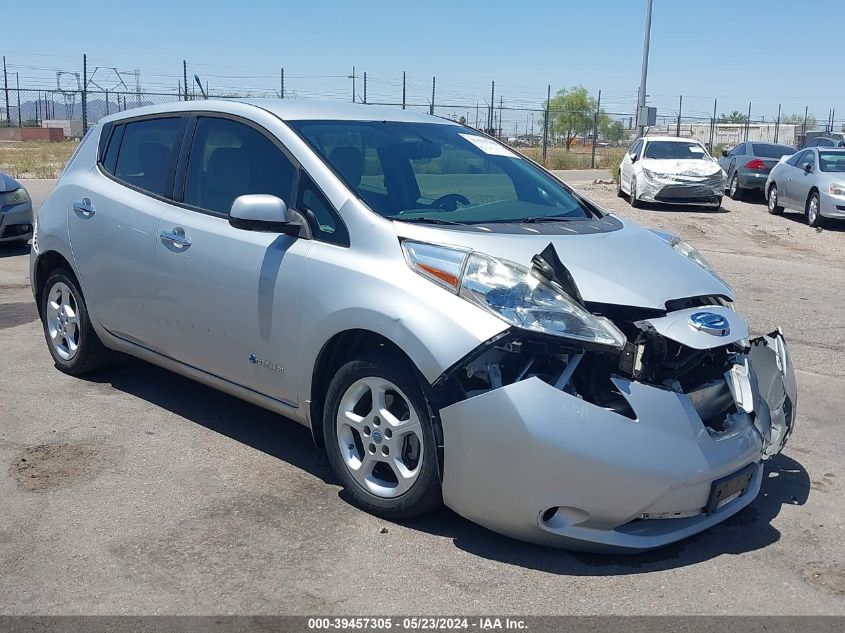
[309,329,435,451]
[33,250,79,318]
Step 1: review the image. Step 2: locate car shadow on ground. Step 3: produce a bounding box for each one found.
[630,200,730,214]
[84,354,810,575]
[778,211,845,233]
[0,242,30,258]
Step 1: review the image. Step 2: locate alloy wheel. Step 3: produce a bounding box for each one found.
[808,195,819,225]
[730,174,738,197]
[769,187,778,211]
[335,377,424,499]
[46,282,81,361]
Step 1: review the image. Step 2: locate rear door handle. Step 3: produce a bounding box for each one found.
[73,198,95,218]
[160,226,192,249]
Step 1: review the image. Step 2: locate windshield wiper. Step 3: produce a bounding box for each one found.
[519,216,577,223]
[397,217,467,226]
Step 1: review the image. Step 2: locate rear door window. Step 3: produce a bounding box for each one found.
[113,117,186,198]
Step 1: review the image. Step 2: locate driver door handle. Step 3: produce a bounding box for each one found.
[73,198,95,218]
[160,226,192,249]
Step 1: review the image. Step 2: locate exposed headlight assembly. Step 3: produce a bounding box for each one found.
[1,187,30,207]
[402,240,626,349]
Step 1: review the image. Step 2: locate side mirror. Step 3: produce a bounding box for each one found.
[721,149,729,157]
[803,163,813,174]
[630,153,638,163]
[229,194,299,235]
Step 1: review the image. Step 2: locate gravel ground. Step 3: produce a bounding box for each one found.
[0,177,843,615]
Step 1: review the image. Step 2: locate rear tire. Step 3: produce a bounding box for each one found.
[729,173,744,200]
[767,183,784,215]
[323,354,442,520]
[806,191,823,228]
[616,175,625,198]
[41,268,111,375]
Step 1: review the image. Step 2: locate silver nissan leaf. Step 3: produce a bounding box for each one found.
[30,100,797,552]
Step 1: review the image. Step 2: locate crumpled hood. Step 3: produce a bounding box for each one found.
[394,217,733,310]
[639,158,723,177]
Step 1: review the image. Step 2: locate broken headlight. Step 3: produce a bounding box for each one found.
[402,241,626,349]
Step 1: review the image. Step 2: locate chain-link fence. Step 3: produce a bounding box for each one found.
[2,81,842,171]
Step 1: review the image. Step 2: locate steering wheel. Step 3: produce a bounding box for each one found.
[430,193,471,212]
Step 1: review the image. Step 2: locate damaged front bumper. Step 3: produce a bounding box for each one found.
[638,171,724,206]
[438,330,796,553]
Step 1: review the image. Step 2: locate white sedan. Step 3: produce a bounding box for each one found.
[618,136,726,209]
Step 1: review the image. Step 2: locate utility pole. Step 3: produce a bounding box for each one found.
[475,102,479,129]
[489,81,495,132]
[402,71,406,109]
[591,90,602,168]
[82,54,88,134]
[803,105,808,144]
[430,76,435,115]
[676,95,682,137]
[183,60,188,101]
[352,66,356,103]
[2,56,9,127]
[542,84,551,164]
[280,68,285,98]
[635,0,654,138]
[499,95,503,139]
[775,103,781,143]
[363,72,367,104]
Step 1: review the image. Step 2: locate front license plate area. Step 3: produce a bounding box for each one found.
[706,463,756,515]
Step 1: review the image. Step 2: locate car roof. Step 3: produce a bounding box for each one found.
[97,98,456,126]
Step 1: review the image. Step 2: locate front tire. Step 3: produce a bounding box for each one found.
[616,175,625,198]
[806,191,823,228]
[767,184,784,215]
[41,268,111,375]
[323,355,442,520]
[630,177,645,208]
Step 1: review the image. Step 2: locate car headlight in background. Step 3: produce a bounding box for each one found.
[829,183,845,196]
[402,240,626,349]
[1,188,30,207]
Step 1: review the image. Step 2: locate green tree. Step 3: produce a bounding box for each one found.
[781,113,817,129]
[601,120,625,144]
[717,110,749,124]
[544,86,605,151]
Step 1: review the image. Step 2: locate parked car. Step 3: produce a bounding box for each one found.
[718,142,796,199]
[31,101,796,552]
[766,147,845,227]
[618,136,725,209]
[0,171,33,245]
[801,135,845,149]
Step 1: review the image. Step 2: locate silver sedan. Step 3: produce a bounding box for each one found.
[766,148,845,227]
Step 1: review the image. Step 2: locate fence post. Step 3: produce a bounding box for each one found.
[280,67,284,98]
[82,54,88,135]
[363,72,367,104]
[709,98,717,152]
[183,60,188,101]
[430,76,435,115]
[744,101,751,141]
[774,103,781,143]
[15,72,21,127]
[591,89,601,169]
[542,84,550,165]
[2,56,9,127]
[489,81,495,132]
[401,71,405,109]
[676,95,682,137]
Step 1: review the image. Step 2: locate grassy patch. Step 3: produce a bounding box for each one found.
[0,140,79,179]
[520,146,627,177]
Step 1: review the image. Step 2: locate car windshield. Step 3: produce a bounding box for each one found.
[818,151,845,172]
[752,143,795,158]
[288,120,597,224]
[643,141,709,160]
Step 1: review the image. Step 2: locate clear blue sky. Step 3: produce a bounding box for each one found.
[4,0,843,123]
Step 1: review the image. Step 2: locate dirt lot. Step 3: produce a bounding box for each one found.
[0,177,843,615]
